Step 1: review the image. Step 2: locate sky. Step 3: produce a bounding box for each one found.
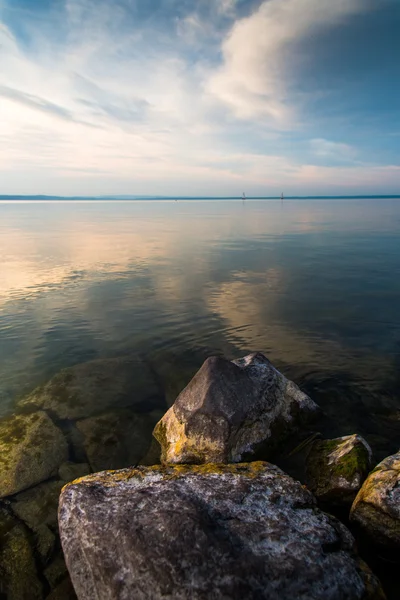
[0,0,399,196]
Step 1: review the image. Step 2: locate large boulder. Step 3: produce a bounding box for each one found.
[17,355,164,420]
[75,409,163,472]
[306,434,372,508]
[0,411,68,497]
[0,506,43,599]
[59,462,384,600]
[350,450,400,551]
[154,353,319,464]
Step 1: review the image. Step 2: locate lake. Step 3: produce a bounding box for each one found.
[1,198,400,461]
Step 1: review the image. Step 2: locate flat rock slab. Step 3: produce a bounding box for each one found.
[59,463,383,600]
[154,352,319,464]
[350,450,400,551]
[0,411,68,497]
[17,355,164,420]
[306,434,372,507]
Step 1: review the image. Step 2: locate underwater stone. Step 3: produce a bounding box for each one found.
[154,352,319,464]
[350,449,400,551]
[58,462,91,483]
[11,479,65,531]
[17,355,165,420]
[0,506,43,599]
[59,462,384,600]
[306,434,372,507]
[0,411,68,497]
[76,409,163,472]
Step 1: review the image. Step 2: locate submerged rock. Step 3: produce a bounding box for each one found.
[11,479,64,531]
[306,434,372,507]
[17,355,164,420]
[0,506,43,599]
[45,577,77,600]
[59,462,383,600]
[154,353,319,464]
[350,450,400,551]
[0,411,68,497]
[76,409,163,472]
[58,462,91,483]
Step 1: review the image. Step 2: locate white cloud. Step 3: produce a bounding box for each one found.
[310,138,356,160]
[0,0,394,195]
[207,0,369,124]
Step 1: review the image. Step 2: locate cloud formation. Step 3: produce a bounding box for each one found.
[207,0,370,123]
[0,0,398,195]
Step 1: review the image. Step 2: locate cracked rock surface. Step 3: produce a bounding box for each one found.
[59,462,384,600]
[154,352,319,464]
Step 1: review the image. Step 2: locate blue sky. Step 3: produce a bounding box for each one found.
[0,0,399,195]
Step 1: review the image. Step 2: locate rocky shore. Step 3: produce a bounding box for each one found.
[0,352,399,599]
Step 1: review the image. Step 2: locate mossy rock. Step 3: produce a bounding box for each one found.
[0,506,43,599]
[306,434,372,507]
[350,450,400,552]
[0,411,68,497]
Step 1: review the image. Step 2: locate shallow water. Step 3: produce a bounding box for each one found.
[1,199,400,460]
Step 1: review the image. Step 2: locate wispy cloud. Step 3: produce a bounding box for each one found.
[0,0,398,195]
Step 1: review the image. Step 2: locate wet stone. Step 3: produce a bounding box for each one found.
[76,409,163,472]
[17,355,165,420]
[350,449,400,552]
[0,411,68,497]
[58,462,91,483]
[0,505,43,599]
[11,479,65,532]
[306,434,373,507]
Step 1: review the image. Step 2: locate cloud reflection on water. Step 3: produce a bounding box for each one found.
[0,200,399,416]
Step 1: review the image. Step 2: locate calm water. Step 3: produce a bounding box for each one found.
[1,199,400,460]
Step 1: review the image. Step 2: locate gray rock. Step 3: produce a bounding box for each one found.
[59,462,383,600]
[350,450,400,551]
[17,355,164,420]
[0,506,43,599]
[59,462,91,483]
[306,434,372,507]
[0,411,68,497]
[154,353,319,464]
[76,409,163,472]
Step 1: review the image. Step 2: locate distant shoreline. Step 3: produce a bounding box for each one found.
[1,195,400,201]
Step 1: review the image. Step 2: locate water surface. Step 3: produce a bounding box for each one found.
[1,199,400,459]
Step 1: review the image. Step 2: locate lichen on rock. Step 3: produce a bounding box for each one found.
[0,411,68,497]
[59,462,384,600]
[306,434,372,507]
[350,450,400,552]
[154,352,319,464]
